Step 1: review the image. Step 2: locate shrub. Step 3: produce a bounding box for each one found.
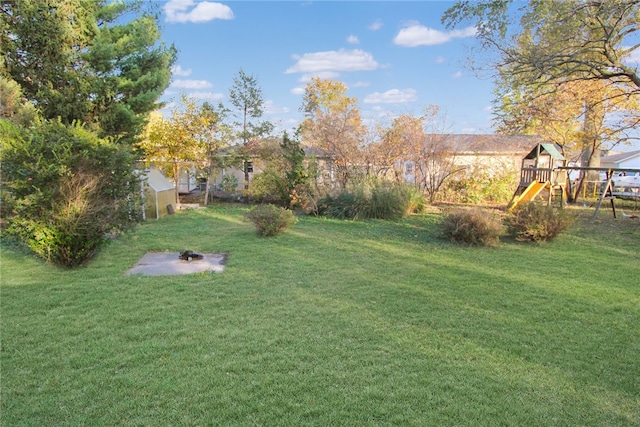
[505,202,574,244]
[221,174,239,193]
[319,181,425,220]
[1,120,142,267]
[440,208,503,247]
[442,163,519,204]
[245,204,297,237]
[318,192,360,219]
[397,184,426,215]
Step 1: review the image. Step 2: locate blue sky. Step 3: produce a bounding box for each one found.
[157,0,640,151]
[158,0,492,134]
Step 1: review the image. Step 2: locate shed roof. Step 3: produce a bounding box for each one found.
[145,169,175,192]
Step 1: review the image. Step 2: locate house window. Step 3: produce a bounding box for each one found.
[405,161,414,175]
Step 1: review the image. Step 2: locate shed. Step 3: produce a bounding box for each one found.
[142,169,176,219]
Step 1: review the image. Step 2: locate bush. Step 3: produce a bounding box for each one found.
[245,204,297,237]
[1,120,142,267]
[220,174,239,193]
[440,208,503,247]
[319,181,425,220]
[505,202,574,244]
[442,163,519,204]
[397,184,426,215]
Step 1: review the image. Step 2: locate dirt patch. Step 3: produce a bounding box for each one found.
[126,252,227,276]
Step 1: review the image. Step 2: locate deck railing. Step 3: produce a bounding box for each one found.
[520,168,552,185]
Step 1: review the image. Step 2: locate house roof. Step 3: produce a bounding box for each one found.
[600,149,640,164]
[302,145,332,158]
[219,143,333,159]
[438,134,547,155]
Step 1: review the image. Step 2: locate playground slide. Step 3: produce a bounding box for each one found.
[509,180,547,210]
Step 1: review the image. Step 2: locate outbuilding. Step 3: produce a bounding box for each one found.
[142,169,176,219]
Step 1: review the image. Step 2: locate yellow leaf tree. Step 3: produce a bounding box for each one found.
[300,78,365,189]
[138,96,228,205]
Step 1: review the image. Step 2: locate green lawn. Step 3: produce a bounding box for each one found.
[2,204,639,426]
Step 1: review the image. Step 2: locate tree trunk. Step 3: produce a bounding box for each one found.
[173,162,181,206]
[574,94,605,202]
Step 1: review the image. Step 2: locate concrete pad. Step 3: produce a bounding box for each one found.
[126,252,226,276]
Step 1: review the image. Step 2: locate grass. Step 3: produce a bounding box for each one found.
[2,202,639,426]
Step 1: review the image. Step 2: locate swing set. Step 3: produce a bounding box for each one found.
[508,144,640,221]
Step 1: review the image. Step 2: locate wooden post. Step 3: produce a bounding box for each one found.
[592,171,615,222]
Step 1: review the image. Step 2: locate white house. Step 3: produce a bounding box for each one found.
[600,149,640,170]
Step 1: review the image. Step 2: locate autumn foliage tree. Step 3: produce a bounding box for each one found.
[300,78,366,189]
[139,96,228,205]
[443,0,640,190]
[372,106,459,202]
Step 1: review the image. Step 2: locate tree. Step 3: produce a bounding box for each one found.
[299,77,365,189]
[177,98,230,205]
[228,69,273,199]
[246,131,316,209]
[1,0,176,144]
[443,0,639,92]
[374,114,425,183]
[0,1,174,267]
[443,0,640,155]
[371,106,458,202]
[140,112,191,205]
[279,130,316,209]
[139,96,227,205]
[0,75,37,125]
[1,119,141,267]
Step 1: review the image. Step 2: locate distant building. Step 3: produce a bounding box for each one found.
[600,149,640,170]
[141,169,177,219]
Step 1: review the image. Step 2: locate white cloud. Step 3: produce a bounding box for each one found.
[291,87,305,95]
[347,35,359,45]
[435,56,445,64]
[363,88,417,104]
[452,71,463,78]
[286,49,379,74]
[170,79,213,89]
[165,0,234,23]
[171,65,192,76]
[369,19,383,31]
[190,91,224,100]
[394,24,476,47]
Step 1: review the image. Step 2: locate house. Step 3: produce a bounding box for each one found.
[447,134,547,174]
[600,149,640,170]
[211,144,334,194]
[141,168,176,219]
[400,134,547,181]
[206,134,550,197]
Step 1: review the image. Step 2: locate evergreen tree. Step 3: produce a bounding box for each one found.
[1,0,176,143]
